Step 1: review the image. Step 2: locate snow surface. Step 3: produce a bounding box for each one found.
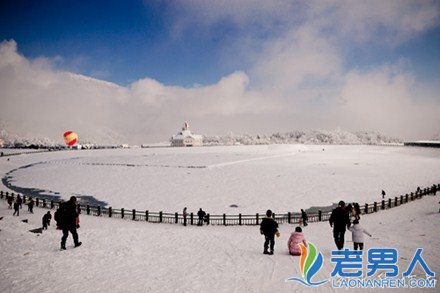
[0,190,439,292]
[1,145,439,214]
[0,145,439,292]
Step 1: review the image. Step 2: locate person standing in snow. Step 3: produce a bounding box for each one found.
[197,208,206,226]
[13,198,20,216]
[329,200,351,250]
[432,184,437,196]
[300,209,308,226]
[7,195,13,209]
[381,190,386,199]
[27,197,34,213]
[348,219,372,250]
[183,207,188,226]
[42,211,52,230]
[287,226,307,255]
[17,195,22,209]
[59,196,82,250]
[260,209,280,255]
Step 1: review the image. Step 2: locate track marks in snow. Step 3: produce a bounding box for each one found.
[207,152,302,168]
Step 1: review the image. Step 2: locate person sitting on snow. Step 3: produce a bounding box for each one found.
[287,226,308,255]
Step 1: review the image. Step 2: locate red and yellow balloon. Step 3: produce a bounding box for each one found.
[63,131,78,146]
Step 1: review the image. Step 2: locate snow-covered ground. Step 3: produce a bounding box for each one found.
[0,145,439,292]
[1,145,439,214]
[0,190,439,292]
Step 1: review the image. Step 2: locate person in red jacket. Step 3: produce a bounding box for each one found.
[288,226,308,255]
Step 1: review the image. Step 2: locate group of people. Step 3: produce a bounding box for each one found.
[182,207,208,226]
[4,194,82,250]
[7,195,35,216]
[259,201,372,256]
[329,200,371,251]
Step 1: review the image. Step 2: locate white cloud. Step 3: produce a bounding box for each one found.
[0,40,268,143]
[1,0,440,143]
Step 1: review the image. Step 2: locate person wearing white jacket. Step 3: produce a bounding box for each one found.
[348,219,372,250]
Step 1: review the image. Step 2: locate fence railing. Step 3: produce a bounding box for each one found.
[1,184,438,226]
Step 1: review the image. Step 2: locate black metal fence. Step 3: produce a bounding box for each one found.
[1,184,438,226]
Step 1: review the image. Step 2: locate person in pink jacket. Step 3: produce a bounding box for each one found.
[288,226,308,255]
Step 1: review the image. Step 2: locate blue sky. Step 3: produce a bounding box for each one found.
[2,0,438,86]
[1,0,440,143]
[0,0,234,86]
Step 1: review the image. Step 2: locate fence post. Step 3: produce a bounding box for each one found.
[239,213,242,225]
[0,191,3,199]
[223,213,226,226]
[318,210,322,222]
[145,210,148,221]
[381,200,385,210]
[388,198,392,208]
[206,214,210,225]
[121,208,124,219]
[256,213,259,225]
[374,202,377,212]
[400,195,403,205]
[365,203,369,214]
[51,200,54,209]
[86,205,90,215]
[35,198,39,207]
[288,212,291,224]
[190,213,194,225]
[6,191,9,197]
[43,199,46,208]
[159,211,163,223]
[132,209,136,220]
[411,193,414,201]
[394,197,398,206]
[405,194,409,203]
[97,206,101,216]
[175,212,178,224]
[109,207,112,217]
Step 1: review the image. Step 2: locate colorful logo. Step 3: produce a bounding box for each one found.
[286,242,328,287]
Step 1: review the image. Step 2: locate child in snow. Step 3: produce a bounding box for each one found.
[42,211,52,230]
[348,219,372,250]
[287,226,307,255]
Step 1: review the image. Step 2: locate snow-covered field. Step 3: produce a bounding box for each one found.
[0,145,439,292]
[1,145,439,214]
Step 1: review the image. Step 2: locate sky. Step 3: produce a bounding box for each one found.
[0,0,440,144]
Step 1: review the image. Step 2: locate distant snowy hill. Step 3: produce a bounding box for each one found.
[203,130,402,146]
[0,129,59,148]
[1,128,403,148]
[0,128,124,148]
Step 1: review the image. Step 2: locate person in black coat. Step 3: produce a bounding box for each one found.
[260,209,279,255]
[329,201,351,250]
[301,209,308,226]
[59,196,81,250]
[42,211,52,230]
[13,199,19,216]
[197,208,206,226]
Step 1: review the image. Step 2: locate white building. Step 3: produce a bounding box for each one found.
[170,121,203,147]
